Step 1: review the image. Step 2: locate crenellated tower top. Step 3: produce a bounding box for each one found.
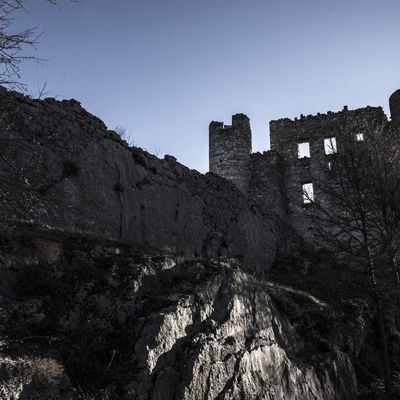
[209,114,252,193]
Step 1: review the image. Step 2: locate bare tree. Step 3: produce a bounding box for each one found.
[0,0,73,90]
[0,1,76,219]
[304,123,400,398]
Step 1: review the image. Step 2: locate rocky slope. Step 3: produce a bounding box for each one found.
[0,230,363,400]
[0,87,291,272]
[1,87,395,400]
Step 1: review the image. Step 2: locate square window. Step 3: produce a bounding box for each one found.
[356,133,364,141]
[302,182,314,204]
[298,142,310,158]
[324,137,337,154]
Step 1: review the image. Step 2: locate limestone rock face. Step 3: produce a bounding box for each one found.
[0,237,359,400]
[0,87,290,272]
[130,262,357,400]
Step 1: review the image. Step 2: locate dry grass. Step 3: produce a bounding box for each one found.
[31,357,64,384]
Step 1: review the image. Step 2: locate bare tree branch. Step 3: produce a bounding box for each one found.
[303,121,400,396]
[0,0,75,90]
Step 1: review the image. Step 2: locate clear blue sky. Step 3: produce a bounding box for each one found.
[14,0,400,172]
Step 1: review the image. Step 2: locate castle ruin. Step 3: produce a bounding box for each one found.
[209,90,400,233]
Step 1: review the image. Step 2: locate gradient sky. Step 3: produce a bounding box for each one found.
[14,0,400,172]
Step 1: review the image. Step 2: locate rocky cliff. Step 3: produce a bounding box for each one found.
[0,87,290,273]
[0,87,393,400]
[0,231,360,400]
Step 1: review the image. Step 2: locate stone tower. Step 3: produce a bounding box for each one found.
[209,114,252,193]
[389,89,400,127]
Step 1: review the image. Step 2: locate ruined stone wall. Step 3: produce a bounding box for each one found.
[248,151,287,216]
[209,114,252,193]
[0,87,286,272]
[390,90,400,128]
[269,106,387,234]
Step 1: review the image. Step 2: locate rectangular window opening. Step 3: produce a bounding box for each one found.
[324,137,337,155]
[298,142,310,158]
[356,133,364,141]
[302,182,314,204]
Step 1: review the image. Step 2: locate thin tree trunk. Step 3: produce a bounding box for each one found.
[365,242,392,398]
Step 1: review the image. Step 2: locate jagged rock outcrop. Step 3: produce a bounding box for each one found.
[0,232,360,399]
[0,87,291,273]
[131,263,357,400]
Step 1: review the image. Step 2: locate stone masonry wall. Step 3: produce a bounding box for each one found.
[208,91,399,240]
[390,90,400,128]
[0,87,286,272]
[248,151,287,216]
[209,114,252,193]
[269,106,387,234]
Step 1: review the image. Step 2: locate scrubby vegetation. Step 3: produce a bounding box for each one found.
[0,227,399,399]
